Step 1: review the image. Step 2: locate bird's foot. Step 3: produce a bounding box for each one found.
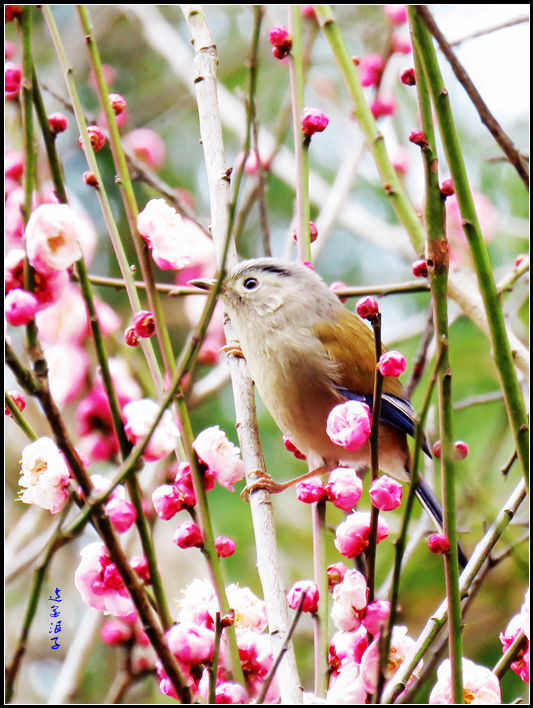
[241,466,329,501]
[218,339,245,359]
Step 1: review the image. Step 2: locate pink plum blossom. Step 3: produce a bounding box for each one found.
[362,600,391,635]
[123,398,180,461]
[5,61,22,95]
[5,248,69,312]
[166,622,214,664]
[428,533,450,554]
[48,112,68,134]
[132,309,155,338]
[215,536,236,558]
[296,476,327,504]
[330,569,369,632]
[326,400,372,451]
[360,625,420,695]
[5,288,38,326]
[327,660,368,704]
[326,467,363,511]
[223,584,268,633]
[5,390,26,417]
[356,295,379,320]
[287,580,319,613]
[378,350,406,377]
[335,510,389,558]
[18,437,71,514]
[173,521,204,549]
[499,606,529,683]
[328,626,369,669]
[193,425,245,491]
[100,618,133,645]
[369,475,403,510]
[105,495,137,533]
[24,203,96,275]
[177,578,217,629]
[123,128,166,169]
[45,344,89,407]
[74,542,137,620]
[327,562,348,592]
[301,107,329,137]
[358,54,384,87]
[371,96,396,119]
[429,657,501,704]
[152,484,185,520]
[384,5,408,25]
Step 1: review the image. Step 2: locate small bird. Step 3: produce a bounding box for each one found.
[191,257,466,565]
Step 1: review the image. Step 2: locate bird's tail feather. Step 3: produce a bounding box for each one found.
[415,478,468,569]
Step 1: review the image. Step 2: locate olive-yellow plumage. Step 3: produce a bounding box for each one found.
[191,257,465,565]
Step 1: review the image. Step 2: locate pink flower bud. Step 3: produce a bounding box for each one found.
[5,288,38,326]
[409,129,428,147]
[130,555,150,583]
[282,434,307,460]
[358,54,384,87]
[132,309,155,338]
[326,467,363,511]
[100,619,133,645]
[108,92,127,115]
[48,112,68,134]
[384,5,408,26]
[268,25,291,48]
[326,401,372,452]
[400,68,416,86]
[378,351,406,377]
[335,511,388,558]
[362,600,390,634]
[152,484,184,520]
[369,475,403,511]
[428,533,450,554]
[356,295,379,320]
[292,220,318,243]
[215,535,236,558]
[124,325,140,347]
[5,390,26,417]
[440,178,455,196]
[105,496,137,533]
[79,125,106,152]
[5,150,24,181]
[412,259,428,278]
[432,440,442,459]
[392,35,412,54]
[301,107,329,137]
[370,97,396,120]
[173,521,204,549]
[166,623,214,664]
[329,281,348,303]
[5,62,22,94]
[287,580,319,613]
[83,171,99,187]
[295,477,327,504]
[327,562,348,592]
[454,440,469,460]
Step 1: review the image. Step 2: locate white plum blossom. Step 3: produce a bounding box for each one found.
[18,437,71,514]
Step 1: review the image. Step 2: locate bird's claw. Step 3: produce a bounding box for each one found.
[218,339,245,359]
[240,470,287,501]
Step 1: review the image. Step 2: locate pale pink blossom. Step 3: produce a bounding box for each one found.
[328,627,369,669]
[166,622,214,664]
[5,248,69,312]
[360,625,420,695]
[326,401,372,451]
[5,186,26,244]
[105,495,137,533]
[429,657,501,704]
[287,580,319,613]
[335,510,389,558]
[237,630,273,679]
[24,203,95,275]
[193,425,245,491]
[137,198,215,271]
[326,466,363,511]
[330,569,368,632]
[45,344,89,406]
[327,562,348,592]
[123,128,166,169]
[223,584,268,633]
[18,437,71,514]
[123,399,180,461]
[74,541,137,620]
[327,660,368,704]
[177,578,217,629]
[369,475,403,510]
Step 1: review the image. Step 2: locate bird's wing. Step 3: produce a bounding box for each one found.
[312,313,431,456]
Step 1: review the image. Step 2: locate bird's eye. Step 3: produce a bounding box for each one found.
[243,277,259,290]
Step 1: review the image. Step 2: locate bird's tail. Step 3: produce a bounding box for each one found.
[414,478,468,569]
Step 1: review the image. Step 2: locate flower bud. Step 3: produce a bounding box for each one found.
[301,107,329,137]
[412,259,428,278]
[370,97,396,120]
[428,533,450,554]
[392,35,412,54]
[124,325,140,347]
[132,310,155,338]
[83,171,99,187]
[454,440,469,460]
[5,391,26,417]
[440,178,455,196]
[358,54,384,87]
[356,295,379,320]
[292,221,318,243]
[268,25,291,48]
[48,112,68,134]
[108,92,127,115]
[326,467,363,511]
[378,351,406,377]
[369,475,403,511]
[130,555,151,583]
[79,125,106,152]
[287,580,319,613]
[5,288,38,326]
[329,281,348,303]
[100,619,133,645]
[295,477,326,504]
[326,401,372,452]
[409,129,428,147]
[384,5,408,26]
[173,521,204,549]
[5,62,22,95]
[400,68,416,86]
[5,6,24,22]
[215,536,236,558]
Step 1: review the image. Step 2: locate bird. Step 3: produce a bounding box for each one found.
[190,257,466,566]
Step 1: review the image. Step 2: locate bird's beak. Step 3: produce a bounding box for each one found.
[187,277,217,291]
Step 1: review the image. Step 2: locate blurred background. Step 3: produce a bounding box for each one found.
[5,5,529,703]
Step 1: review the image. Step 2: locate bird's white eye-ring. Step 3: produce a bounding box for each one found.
[243,277,259,290]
